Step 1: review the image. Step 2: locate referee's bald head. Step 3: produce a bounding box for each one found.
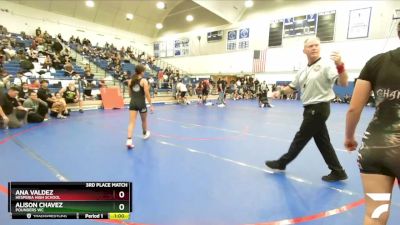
[304,37,320,48]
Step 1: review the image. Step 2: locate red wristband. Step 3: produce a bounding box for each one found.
[336,63,345,74]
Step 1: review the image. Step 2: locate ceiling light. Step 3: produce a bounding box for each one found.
[156,1,166,10]
[244,0,254,8]
[126,13,134,20]
[186,15,194,22]
[85,0,95,8]
[156,23,163,29]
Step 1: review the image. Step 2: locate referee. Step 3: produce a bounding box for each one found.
[265,37,348,182]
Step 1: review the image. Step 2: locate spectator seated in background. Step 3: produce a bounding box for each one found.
[18,82,31,104]
[59,82,83,113]
[34,35,45,51]
[0,53,4,67]
[113,64,122,79]
[61,52,71,63]
[15,49,26,61]
[82,70,95,99]
[343,94,351,104]
[23,91,48,123]
[26,48,38,63]
[82,81,94,100]
[258,90,273,108]
[37,80,56,108]
[52,39,63,54]
[120,71,131,86]
[42,54,52,70]
[20,31,28,40]
[13,71,31,87]
[290,90,299,100]
[332,95,343,103]
[37,81,68,118]
[57,33,64,43]
[71,71,81,81]
[50,93,69,119]
[84,63,91,73]
[28,79,40,92]
[2,38,16,61]
[64,62,74,77]
[0,69,11,90]
[83,70,94,82]
[0,25,8,35]
[0,86,28,128]
[52,54,63,70]
[35,27,41,37]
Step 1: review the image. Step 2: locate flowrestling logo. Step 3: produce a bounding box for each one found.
[366,193,391,219]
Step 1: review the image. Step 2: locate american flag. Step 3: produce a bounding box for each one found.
[252,49,267,73]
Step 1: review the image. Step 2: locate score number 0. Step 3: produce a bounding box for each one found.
[118,191,126,211]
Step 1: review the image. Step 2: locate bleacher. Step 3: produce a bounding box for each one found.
[3,31,201,101]
[2,60,20,75]
[65,37,202,96]
[70,44,152,82]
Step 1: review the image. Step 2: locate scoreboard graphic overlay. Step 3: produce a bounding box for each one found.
[8,182,132,220]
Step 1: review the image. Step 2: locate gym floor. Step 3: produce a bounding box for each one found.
[1,100,399,225]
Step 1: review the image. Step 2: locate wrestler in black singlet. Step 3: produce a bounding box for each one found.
[357,47,400,179]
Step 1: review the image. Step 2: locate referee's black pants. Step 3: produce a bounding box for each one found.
[279,102,344,171]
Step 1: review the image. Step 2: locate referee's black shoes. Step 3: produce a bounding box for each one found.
[265,160,286,171]
[322,170,348,182]
[266,160,348,182]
